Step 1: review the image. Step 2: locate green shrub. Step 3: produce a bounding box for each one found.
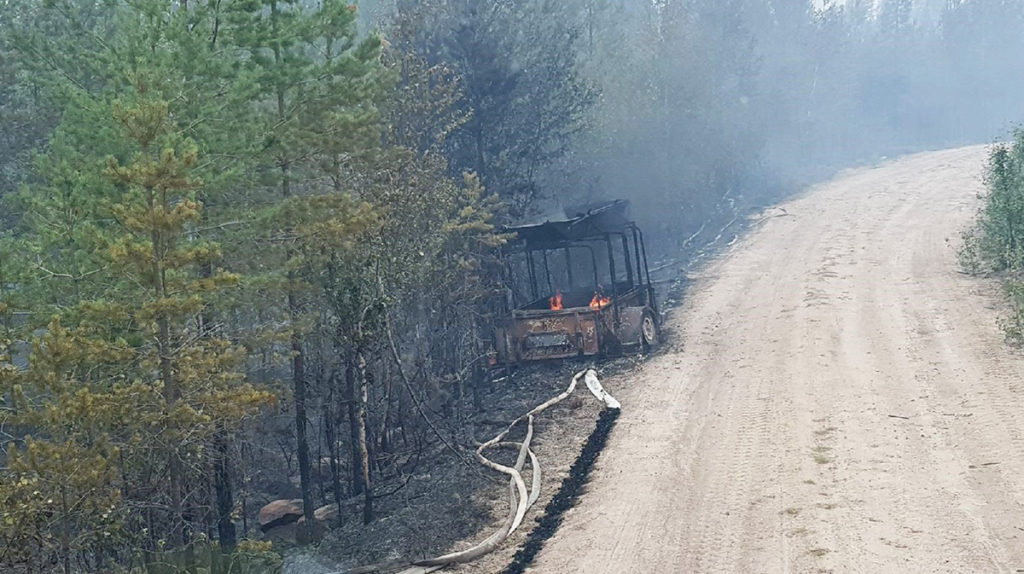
[976,130,1024,270]
[966,129,1024,340]
[957,226,984,275]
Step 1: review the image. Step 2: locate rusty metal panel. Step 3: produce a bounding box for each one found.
[518,314,578,361]
[494,310,603,363]
[614,306,646,348]
[495,292,655,365]
[579,314,599,355]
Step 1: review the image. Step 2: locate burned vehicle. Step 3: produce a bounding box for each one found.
[492,200,660,365]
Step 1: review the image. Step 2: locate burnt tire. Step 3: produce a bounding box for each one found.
[640,308,660,351]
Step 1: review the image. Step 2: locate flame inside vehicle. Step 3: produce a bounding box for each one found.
[589,292,611,310]
[492,200,661,366]
[549,291,564,310]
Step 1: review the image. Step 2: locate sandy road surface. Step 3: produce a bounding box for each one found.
[532,146,1024,573]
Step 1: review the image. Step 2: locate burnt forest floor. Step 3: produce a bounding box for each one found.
[278,353,657,574]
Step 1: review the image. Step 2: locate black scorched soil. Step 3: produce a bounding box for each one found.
[500,407,621,574]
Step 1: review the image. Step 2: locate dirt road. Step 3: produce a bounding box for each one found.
[532,146,1024,573]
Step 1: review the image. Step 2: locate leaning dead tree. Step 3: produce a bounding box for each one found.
[333,368,620,574]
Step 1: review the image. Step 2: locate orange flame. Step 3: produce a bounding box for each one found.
[549,291,564,311]
[589,292,611,310]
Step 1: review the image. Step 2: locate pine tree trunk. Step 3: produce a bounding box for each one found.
[205,470,216,544]
[290,284,315,540]
[160,315,187,555]
[379,368,392,455]
[286,244,315,542]
[324,371,345,526]
[240,440,250,538]
[346,361,364,496]
[271,0,315,540]
[356,351,374,524]
[151,186,192,571]
[474,121,487,186]
[59,483,71,574]
[213,433,236,553]
[316,394,326,504]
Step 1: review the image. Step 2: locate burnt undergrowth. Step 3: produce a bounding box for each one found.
[499,407,621,574]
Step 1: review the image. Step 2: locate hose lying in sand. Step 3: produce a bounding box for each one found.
[333,368,618,574]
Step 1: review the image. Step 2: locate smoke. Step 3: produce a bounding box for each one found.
[543,0,1024,255]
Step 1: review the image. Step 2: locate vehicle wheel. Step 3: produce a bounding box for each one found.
[640,309,660,351]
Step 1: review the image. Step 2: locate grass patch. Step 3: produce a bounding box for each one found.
[816,502,837,510]
[781,507,801,516]
[814,426,838,437]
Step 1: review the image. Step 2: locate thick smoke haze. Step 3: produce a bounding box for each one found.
[568,0,1024,251]
[361,0,1024,253]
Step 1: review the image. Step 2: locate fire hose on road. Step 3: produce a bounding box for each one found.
[333,368,621,574]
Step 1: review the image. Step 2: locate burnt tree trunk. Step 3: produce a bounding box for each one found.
[356,351,374,524]
[346,361,364,496]
[323,370,344,526]
[378,363,393,455]
[289,273,315,541]
[239,440,250,537]
[316,380,326,504]
[213,433,236,552]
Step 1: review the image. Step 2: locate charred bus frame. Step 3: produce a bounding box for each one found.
[492,200,660,365]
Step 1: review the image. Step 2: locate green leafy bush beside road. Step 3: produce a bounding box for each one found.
[961,129,1024,340]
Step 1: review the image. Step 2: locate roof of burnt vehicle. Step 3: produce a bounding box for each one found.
[503,199,633,248]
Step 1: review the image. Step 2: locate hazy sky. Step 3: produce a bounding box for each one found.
[811,0,945,22]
